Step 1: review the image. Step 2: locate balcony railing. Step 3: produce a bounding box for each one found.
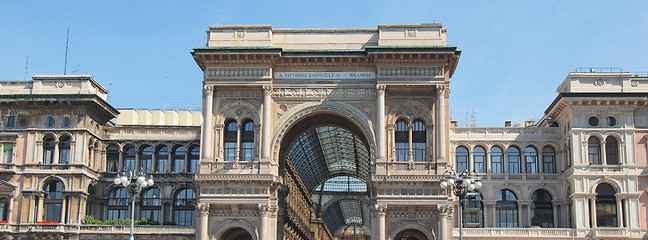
[453,228,647,239]
[387,161,435,175]
[3,223,195,238]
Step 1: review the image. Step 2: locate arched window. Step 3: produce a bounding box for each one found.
[531,189,554,227]
[496,189,518,227]
[507,146,521,174]
[189,146,200,173]
[240,120,254,161]
[43,136,56,164]
[224,120,237,161]
[172,146,186,173]
[139,145,153,172]
[464,191,483,228]
[490,146,503,174]
[393,229,428,240]
[106,145,119,172]
[220,228,253,240]
[588,136,601,165]
[412,120,426,162]
[0,198,8,222]
[473,146,486,173]
[525,146,538,174]
[156,145,169,173]
[455,146,469,173]
[174,188,195,226]
[44,180,63,222]
[542,146,556,174]
[58,136,71,164]
[596,183,618,227]
[140,188,161,223]
[123,145,136,171]
[395,119,409,162]
[108,188,128,220]
[605,136,619,165]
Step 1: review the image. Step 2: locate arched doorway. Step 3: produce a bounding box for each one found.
[394,229,428,240]
[277,112,372,240]
[220,227,253,240]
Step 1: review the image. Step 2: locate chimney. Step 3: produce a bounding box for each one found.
[525,120,536,127]
[505,121,511,127]
[451,121,458,127]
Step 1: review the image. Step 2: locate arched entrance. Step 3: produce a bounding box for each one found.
[394,229,428,240]
[220,227,253,240]
[277,112,372,240]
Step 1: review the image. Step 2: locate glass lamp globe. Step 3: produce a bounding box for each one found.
[440,181,448,189]
[137,176,146,184]
[463,178,471,186]
[114,178,122,185]
[120,176,128,184]
[468,184,475,191]
[447,178,455,186]
[474,181,482,189]
[147,179,154,186]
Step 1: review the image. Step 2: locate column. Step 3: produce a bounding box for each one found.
[215,124,224,161]
[408,122,413,162]
[437,205,453,240]
[197,203,210,240]
[376,85,386,162]
[552,201,559,227]
[616,198,623,227]
[202,85,214,159]
[589,198,597,228]
[517,201,524,227]
[235,122,242,162]
[371,204,387,240]
[437,86,448,162]
[258,205,269,240]
[482,200,496,228]
[262,85,272,162]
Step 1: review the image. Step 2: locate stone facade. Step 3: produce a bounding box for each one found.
[0,24,644,240]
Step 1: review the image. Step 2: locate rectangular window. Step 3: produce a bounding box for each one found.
[157,159,168,173]
[240,142,253,161]
[474,154,486,173]
[59,149,70,164]
[44,149,54,164]
[174,158,185,173]
[525,154,538,174]
[140,158,152,172]
[123,158,135,171]
[5,117,15,128]
[491,155,503,173]
[395,142,408,162]
[224,142,236,161]
[189,158,199,173]
[412,143,425,162]
[2,144,12,164]
[45,203,62,222]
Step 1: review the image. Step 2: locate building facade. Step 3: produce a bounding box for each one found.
[0,24,645,240]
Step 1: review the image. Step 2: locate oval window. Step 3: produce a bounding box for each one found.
[62,117,72,128]
[606,116,616,127]
[588,116,599,127]
[45,116,56,128]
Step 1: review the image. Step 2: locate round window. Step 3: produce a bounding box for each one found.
[62,116,72,128]
[606,116,616,126]
[588,116,599,127]
[45,116,56,128]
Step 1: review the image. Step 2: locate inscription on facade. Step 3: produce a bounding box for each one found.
[274,72,375,80]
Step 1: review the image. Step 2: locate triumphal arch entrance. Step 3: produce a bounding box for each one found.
[192,24,460,240]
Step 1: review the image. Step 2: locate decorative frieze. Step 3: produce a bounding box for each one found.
[206,67,271,79]
[378,67,443,78]
[272,88,375,99]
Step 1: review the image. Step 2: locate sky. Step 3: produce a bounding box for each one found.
[1,1,647,127]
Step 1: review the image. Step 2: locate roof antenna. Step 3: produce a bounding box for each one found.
[24,56,29,80]
[64,28,70,75]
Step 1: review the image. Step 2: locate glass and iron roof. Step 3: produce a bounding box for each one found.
[287,126,371,237]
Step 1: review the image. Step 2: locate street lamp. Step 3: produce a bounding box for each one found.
[439,168,482,240]
[113,170,154,240]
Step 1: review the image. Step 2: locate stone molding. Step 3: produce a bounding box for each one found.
[378,67,443,78]
[371,204,387,218]
[206,67,271,79]
[198,203,210,216]
[271,88,376,99]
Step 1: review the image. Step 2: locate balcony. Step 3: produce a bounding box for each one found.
[1,223,195,239]
[452,228,647,239]
[387,161,435,175]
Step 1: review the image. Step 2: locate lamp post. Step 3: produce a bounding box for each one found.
[113,170,154,240]
[439,168,482,240]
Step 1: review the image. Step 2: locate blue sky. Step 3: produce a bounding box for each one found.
[2,1,647,127]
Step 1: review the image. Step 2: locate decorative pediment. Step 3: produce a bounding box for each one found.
[0,180,16,194]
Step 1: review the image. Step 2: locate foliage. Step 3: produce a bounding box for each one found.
[83,215,103,225]
[135,217,160,225]
[162,221,177,226]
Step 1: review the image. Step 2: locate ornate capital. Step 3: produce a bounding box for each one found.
[258,204,278,217]
[438,205,453,217]
[203,85,214,97]
[376,85,386,95]
[444,87,451,98]
[198,203,211,216]
[263,85,273,95]
[371,204,387,218]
